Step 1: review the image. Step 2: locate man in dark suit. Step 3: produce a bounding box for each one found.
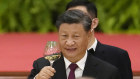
[66,0,133,79]
[28,10,121,79]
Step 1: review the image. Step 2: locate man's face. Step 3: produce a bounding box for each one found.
[58,23,89,62]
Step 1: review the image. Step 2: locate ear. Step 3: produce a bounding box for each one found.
[90,18,99,32]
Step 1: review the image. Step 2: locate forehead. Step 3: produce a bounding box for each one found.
[68,6,88,14]
[59,23,86,33]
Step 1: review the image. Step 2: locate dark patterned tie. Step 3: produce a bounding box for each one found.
[68,63,78,79]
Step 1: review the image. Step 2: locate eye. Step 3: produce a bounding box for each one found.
[61,34,67,37]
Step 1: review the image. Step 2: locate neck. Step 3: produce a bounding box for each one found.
[88,34,95,49]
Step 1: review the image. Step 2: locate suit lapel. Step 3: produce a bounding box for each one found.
[94,41,106,60]
[82,53,98,78]
[52,56,67,79]
[95,41,104,53]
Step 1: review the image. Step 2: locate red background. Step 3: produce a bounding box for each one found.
[0,33,140,75]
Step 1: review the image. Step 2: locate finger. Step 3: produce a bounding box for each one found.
[48,67,56,73]
[36,73,46,79]
[39,66,56,78]
[45,68,55,77]
[43,66,56,73]
[38,73,51,79]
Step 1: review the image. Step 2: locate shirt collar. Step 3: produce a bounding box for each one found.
[64,51,88,70]
[88,38,97,51]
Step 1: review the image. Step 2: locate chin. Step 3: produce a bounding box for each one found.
[64,53,76,58]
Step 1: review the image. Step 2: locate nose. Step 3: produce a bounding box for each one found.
[66,39,75,46]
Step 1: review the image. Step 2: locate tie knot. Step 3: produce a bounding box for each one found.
[69,63,78,71]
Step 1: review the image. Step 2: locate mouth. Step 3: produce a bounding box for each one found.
[65,48,77,52]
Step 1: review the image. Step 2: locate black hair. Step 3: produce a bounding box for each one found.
[56,10,91,32]
[66,0,97,19]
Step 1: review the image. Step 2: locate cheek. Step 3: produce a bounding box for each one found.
[78,37,88,49]
[59,39,65,49]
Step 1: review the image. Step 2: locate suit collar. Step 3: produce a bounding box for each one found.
[88,40,104,55]
[94,41,106,60]
[95,41,102,51]
[95,41,105,53]
[52,55,67,79]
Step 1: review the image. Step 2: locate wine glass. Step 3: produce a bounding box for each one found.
[44,41,61,66]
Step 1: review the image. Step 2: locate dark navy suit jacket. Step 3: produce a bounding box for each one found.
[28,52,121,79]
[93,41,132,79]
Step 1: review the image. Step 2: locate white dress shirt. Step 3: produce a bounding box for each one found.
[64,52,88,79]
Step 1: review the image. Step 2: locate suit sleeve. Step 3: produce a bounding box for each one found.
[28,60,40,79]
[110,68,121,79]
[119,51,133,79]
[28,57,50,79]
